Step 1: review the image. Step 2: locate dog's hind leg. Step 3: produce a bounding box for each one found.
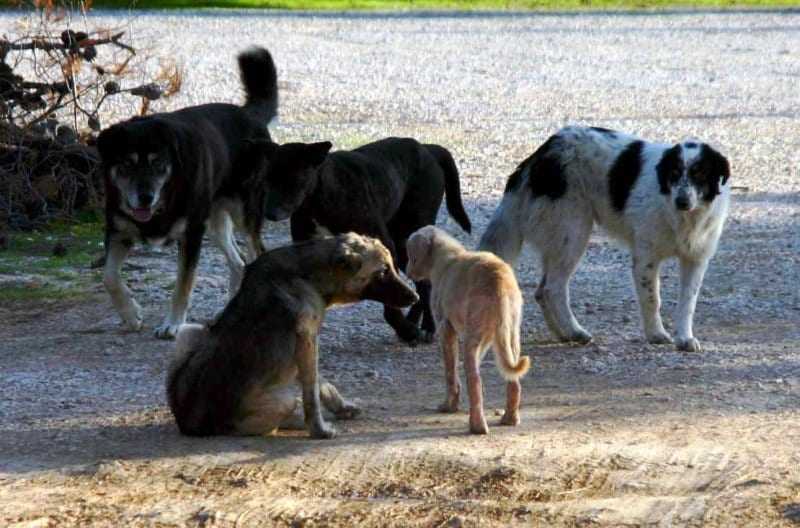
[534,214,593,344]
[319,378,361,420]
[674,257,709,352]
[209,208,246,298]
[632,250,672,345]
[155,226,204,340]
[234,384,298,436]
[103,235,142,331]
[464,335,490,435]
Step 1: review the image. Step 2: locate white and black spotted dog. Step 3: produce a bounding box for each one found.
[479,126,730,352]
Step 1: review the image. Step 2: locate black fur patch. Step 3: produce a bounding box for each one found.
[656,144,684,195]
[509,136,568,200]
[694,144,731,202]
[607,140,644,211]
[503,165,524,193]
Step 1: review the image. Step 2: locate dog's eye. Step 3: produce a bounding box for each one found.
[153,160,168,174]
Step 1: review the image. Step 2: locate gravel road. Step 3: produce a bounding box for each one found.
[1,8,799,527]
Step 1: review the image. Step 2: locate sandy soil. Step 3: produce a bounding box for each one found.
[2,8,800,528]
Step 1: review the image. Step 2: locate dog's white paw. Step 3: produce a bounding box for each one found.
[154,322,181,340]
[566,328,593,345]
[647,331,673,345]
[335,401,361,420]
[310,420,337,439]
[676,337,701,352]
[120,300,143,332]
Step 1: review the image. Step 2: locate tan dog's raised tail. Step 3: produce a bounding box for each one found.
[407,225,530,434]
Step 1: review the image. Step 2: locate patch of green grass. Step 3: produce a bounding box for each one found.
[86,0,800,9]
[0,219,104,303]
[0,283,87,302]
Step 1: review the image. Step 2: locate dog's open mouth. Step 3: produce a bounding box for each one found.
[131,207,154,222]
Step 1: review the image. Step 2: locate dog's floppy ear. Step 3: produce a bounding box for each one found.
[307,141,332,166]
[332,246,362,274]
[701,144,730,186]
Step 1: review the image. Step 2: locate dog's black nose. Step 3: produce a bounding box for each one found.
[675,196,691,210]
[139,192,155,207]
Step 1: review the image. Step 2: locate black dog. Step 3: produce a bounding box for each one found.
[253,137,472,344]
[98,47,278,339]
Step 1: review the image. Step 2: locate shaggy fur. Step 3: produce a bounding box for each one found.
[407,226,530,435]
[479,126,730,352]
[98,46,278,339]
[167,233,419,438]
[248,137,472,345]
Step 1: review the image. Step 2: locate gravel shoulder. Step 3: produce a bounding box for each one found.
[1,9,799,527]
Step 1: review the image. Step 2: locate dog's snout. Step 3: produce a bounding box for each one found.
[139,192,155,207]
[675,195,691,211]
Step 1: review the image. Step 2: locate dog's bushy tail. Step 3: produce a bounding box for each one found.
[424,144,472,234]
[238,46,278,124]
[492,298,530,381]
[478,179,525,265]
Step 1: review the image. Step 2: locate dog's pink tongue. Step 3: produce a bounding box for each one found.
[132,208,153,222]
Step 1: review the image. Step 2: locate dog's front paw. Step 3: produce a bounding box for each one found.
[120,300,143,332]
[309,420,337,439]
[469,417,489,435]
[565,328,593,345]
[335,401,361,420]
[154,322,181,340]
[647,331,673,345]
[419,329,435,344]
[676,337,701,352]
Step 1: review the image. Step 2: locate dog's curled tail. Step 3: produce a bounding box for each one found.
[424,144,472,234]
[493,298,531,381]
[238,46,278,124]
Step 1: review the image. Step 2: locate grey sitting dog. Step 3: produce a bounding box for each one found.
[166,233,418,439]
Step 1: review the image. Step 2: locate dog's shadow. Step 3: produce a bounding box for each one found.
[0,415,464,476]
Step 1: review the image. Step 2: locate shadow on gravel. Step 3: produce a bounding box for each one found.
[0,420,457,475]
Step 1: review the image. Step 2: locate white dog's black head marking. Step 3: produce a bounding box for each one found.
[98,118,180,223]
[656,142,730,212]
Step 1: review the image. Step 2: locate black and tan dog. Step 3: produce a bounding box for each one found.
[98,47,278,339]
[251,137,472,344]
[167,233,418,438]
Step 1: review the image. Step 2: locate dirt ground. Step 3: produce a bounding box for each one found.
[2,8,800,528]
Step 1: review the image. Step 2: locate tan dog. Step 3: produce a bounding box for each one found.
[407,225,530,434]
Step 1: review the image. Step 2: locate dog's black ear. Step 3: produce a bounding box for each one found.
[244,138,280,160]
[701,144,730,186]
[332,247,362,273]
[307,141,332,166]
[96,125,125,160]
[655,144,683,195]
